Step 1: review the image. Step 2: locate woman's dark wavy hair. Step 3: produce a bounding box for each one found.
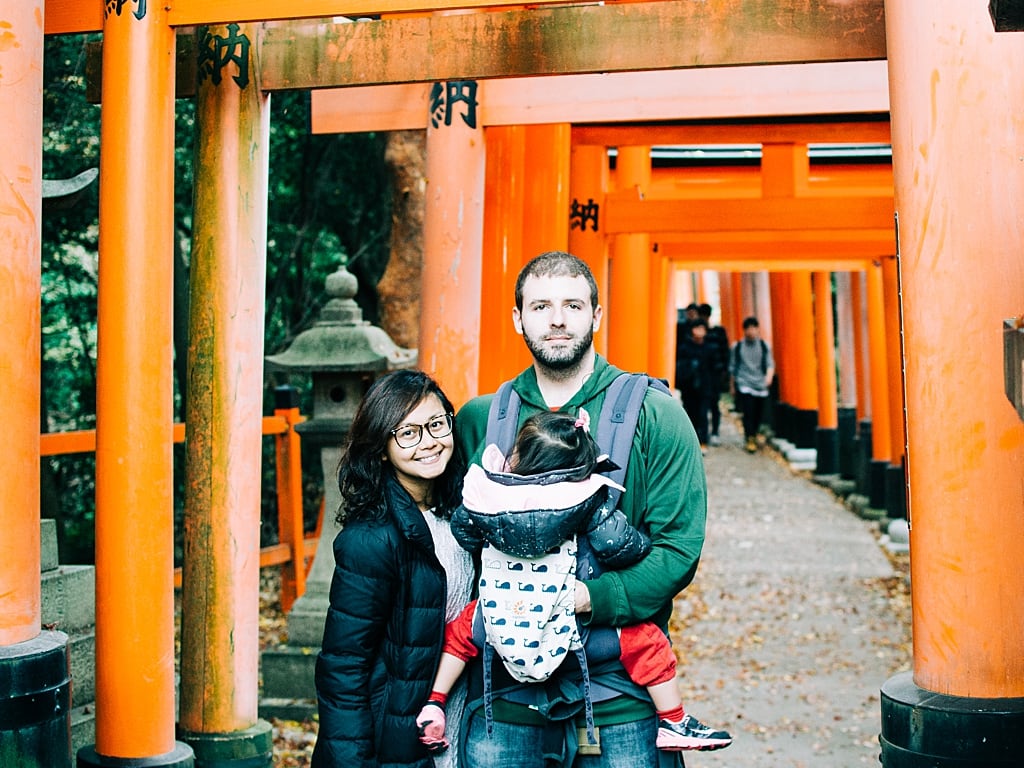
[335,369,465,525]
[509,411,599,481]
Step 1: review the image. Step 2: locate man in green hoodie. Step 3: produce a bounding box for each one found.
[455,251,708,767]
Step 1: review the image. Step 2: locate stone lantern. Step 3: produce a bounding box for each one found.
[259,260,415,717]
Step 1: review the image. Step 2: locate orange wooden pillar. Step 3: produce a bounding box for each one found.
[569,143,609,357]
[881,2,1024,761]
[881,255,907,519]
[751,272,774,347]
[0,5,73,766]
[768,271,791,435]
[0,0,43,650]
[717,272,737,347]
[82,1,192,765]
[812,271,839,473]
[421,78,486,408]
[864,259,891,509]
[788,270,819,449]
[480,125,526,392]
[650,247,673,382]
[523,124,570,256]
[607,146,650,372]
[848,271,870,421]
[177,23,273,765]
[848,269,873,492]
[732,272,746,340]
[834,271,861,481]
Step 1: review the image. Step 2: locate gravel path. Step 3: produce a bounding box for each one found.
[669,416,911,768]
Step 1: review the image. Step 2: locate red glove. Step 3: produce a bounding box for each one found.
[416,701,449,753]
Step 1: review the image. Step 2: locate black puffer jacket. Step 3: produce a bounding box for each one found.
[311,475,447,768]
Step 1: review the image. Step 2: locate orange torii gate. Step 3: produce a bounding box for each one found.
[313,70,902,486]
[3,1,1024,768]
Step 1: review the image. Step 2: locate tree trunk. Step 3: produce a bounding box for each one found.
[378,129,426,349]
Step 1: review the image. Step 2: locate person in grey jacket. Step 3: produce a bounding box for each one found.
[730,316,776,453]
[414,410,731,756]
[312,370,474,768]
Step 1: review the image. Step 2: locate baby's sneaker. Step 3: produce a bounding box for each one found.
[656,714,732,751]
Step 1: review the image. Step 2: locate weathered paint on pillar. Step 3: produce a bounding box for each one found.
[480,125,527,392]
[569,143,608,356]
[608,145,650,371]
[865,260,890,462]
[421,76,485,407]
[0,0,43,647]
[179,22,269,733]
[93,0,178,757]
[790,271,818,411]
[813,272,838,429]
[850,270,870,422]
[886,0,1024,697]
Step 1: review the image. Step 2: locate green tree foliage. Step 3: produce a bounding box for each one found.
[40,33,392,562]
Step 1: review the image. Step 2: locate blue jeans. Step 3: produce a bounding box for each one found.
[462,712,661,768]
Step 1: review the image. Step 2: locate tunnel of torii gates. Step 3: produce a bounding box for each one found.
[3,0,1024,766]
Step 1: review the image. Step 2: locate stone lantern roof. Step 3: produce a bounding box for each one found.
[265,261,417,373]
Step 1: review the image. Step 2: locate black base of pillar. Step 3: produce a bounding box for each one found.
[855,419,873,494]
[179,720,273,768]
[0,630,72,768]
[837,407,857,479]
[774,402,794,441]
[814,427,839,475]
[869,459,888,509]
[792,408,818,449]
[885,461,907,520]
[881,671,1024,766]
[78,743,194,767]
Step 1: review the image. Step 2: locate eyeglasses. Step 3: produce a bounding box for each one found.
[390,412,454,449]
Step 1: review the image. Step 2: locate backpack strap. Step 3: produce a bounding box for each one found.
[598,373,670,510]
[486,380,521,457]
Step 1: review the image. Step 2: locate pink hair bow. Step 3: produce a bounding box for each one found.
[574,407,591,433]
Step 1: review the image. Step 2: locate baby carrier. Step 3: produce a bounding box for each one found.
[463,373,672,749]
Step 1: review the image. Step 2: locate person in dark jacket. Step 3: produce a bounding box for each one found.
[675,319,719,448]
[312,370,474,768]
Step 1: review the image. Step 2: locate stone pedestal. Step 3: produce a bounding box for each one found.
[40,519,96,756]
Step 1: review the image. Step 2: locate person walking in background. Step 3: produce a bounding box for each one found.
[730,317,776,453]
[675,319,719,450]
[697,303,730,445]
[312,370,475,768]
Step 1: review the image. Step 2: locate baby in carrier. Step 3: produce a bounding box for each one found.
[416,409,731,754]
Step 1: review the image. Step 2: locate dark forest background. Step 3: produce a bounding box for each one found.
[41,34,394,563]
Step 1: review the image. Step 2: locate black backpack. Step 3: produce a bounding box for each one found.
[732,339,769,377]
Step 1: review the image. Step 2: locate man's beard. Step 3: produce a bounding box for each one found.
[522,327,594,378]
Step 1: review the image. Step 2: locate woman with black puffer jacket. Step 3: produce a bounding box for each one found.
[312,370,474,768]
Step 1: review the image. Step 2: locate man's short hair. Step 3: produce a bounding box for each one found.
[698,303,713,318]
[742,316,760,329]
[515,251,599,311]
